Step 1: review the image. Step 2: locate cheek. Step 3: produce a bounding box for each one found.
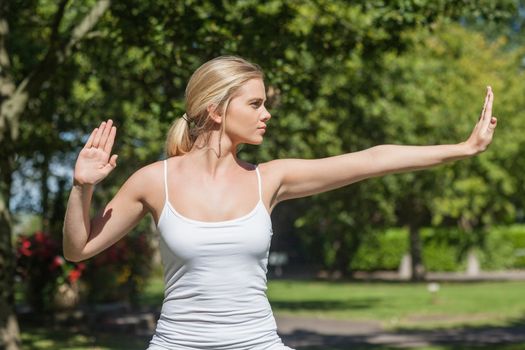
[231,107,254,126]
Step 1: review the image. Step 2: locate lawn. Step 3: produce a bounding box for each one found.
[18,326,525,350]
[136,275,525,329]
[265,279,525,329]
[17,276,525,349]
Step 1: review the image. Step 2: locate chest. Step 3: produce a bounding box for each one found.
[157,204,273,262]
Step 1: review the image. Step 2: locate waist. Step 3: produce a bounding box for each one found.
[151,299,280,349]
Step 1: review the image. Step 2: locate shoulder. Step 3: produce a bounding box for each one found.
[129,160,164,182]
[121,160,165,199]
[257,159,293,178]
[255,159,291,187]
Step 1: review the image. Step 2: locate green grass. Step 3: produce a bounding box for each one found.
[20,326,150,349]
[137,275,525,329]
[266,280,525,329]
[18,326,525,350]
[17,276,525,349]
[135,273,165,306]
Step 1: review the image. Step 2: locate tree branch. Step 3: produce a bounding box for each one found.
[49,0,70,46]
[63,0,111,59]
[26,0,111,96]
[0,2,15,101]
[0,0,111,144]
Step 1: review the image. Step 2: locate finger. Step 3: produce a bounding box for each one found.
[104,154,118,173]
[92,121,106,148]
[100,119,113,150]
[104,126,117,154]
[84,128,98,149]
[479,89,489,121]
[488,116,497,130]
[482,87,493,128]
[109,154,118,167]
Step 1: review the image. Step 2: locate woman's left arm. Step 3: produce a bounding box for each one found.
[270,87,497,203]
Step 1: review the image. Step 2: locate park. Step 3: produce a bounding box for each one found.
[2,1,525,349]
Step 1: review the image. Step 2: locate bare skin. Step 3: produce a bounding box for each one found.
[63,79,497,262]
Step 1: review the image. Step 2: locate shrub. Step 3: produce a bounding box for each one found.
[349,225,525,272]
[350,228,407,271]
[15,231,85,312]
[15,229,155,310]
[478,225,525,270]
[80,232,154,304]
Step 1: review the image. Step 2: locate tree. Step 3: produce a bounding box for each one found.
[1,1,519,347]
[376,23,525,279]
[1,1,110,348]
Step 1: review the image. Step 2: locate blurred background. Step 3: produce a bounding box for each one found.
[2,0,525,349]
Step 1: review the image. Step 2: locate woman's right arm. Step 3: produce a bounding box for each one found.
[63,120,149,262]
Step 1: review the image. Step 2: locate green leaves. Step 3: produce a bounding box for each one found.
[7,0,523,274]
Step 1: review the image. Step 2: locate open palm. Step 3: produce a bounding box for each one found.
[74,120,118,185]
[466,86,497,154]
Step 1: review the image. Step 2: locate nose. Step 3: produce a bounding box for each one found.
[261,107,271,122]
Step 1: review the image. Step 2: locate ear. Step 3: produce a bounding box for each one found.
[207,104,222,124]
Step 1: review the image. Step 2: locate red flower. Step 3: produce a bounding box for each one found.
[34,232,46,243]
[50,256,64,270]
[19,239,32,256]
[68,269,82,283]
[77,262,86,271]
[22,240,31,249]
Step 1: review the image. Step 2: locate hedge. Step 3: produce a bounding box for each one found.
[350,224,525,271]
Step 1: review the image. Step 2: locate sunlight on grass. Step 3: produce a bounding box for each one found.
[18,277,525,349]
[266,280,525,329]
[20,326,149,350]
[137,276,525,329]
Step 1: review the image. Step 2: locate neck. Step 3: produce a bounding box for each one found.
[186,129,242,177]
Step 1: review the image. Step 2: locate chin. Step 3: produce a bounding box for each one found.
[242,137,263,146]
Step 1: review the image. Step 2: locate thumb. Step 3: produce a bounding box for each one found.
[102,154,118,173]
[109,154,118,167]
[489,116,497,130]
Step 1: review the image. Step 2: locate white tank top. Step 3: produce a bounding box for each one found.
[146,160,288,350]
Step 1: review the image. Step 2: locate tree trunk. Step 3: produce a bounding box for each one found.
[0,2,111,348]
[41,152,50,232]
[409,223,426,281]
[0,158,20,350]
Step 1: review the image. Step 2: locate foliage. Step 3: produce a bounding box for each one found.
[14,230,154,309]
[297,20,525,274]
[15,232,85,312]
[351,228,408,271]
[3,1,523,315]
[349,225,525,272]
[80,232,154,304]
[478,225,525,269]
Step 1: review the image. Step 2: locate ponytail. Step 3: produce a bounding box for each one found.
[165,114,192,157]
[164,56,264,157]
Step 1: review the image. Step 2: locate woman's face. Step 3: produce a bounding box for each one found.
[223,78,271,146]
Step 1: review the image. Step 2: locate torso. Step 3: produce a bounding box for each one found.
[141,156,281,225]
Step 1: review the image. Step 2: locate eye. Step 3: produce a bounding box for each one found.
[251,102,261,108]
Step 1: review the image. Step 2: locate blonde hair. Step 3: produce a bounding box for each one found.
[165,56,264,157]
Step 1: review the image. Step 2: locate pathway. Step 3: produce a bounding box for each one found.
[275,315,525,348]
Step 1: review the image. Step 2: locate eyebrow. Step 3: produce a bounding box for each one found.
[248,97,266,103]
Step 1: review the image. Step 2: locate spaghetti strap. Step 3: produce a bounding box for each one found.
[163,159,169,203]
[255,165,262,201]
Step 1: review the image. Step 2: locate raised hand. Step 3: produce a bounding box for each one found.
[465,86,497,154]
[74,120,118,186]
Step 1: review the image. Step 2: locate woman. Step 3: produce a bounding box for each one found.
[63,56,497,349]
